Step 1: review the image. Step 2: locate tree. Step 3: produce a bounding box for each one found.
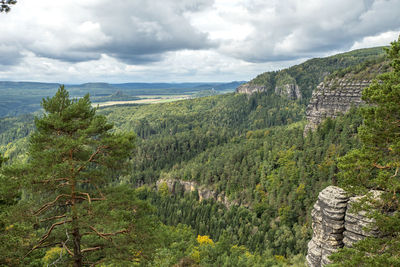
[0,0,16,12]
[331,36,400,265]
[0,153,5,167]
[14,86,138,266]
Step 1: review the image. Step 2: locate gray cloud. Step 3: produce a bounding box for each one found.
[24,0,216,64]
[0,0,398,82]
[0,44,23,66]
[92,0,216,64]
[221,0,400,62]
[0,0,216,65]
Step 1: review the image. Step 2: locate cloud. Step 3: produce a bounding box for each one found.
[350,30,399,50]
[0,45,23,66]
[214,0,400,62]
[0,0,398,82]
[0,0,215,65]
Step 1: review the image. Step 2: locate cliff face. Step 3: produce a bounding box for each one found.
[235,84,266,95]
[236,82,301,100]
[156,178,245,209]
[306,186,380,267]
[304,78,369,133]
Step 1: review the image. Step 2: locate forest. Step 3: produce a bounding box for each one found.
[0,40,399,266]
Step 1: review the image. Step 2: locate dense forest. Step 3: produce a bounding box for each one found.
[0,41,399,266]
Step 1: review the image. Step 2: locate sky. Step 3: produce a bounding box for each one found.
[0,0,399,83]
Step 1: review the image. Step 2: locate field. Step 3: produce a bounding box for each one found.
[94,95,191,107]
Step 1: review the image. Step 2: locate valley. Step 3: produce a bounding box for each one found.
[0,44,399,266]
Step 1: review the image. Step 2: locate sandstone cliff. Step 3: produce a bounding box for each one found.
[156,178,245,209]
[306,186,380,267]
[236,81,301,100]
[304,78,369,134]
[235,84,266,95]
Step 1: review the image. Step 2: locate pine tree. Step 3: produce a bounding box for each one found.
[17,86,139,266]
[331,36,400,266]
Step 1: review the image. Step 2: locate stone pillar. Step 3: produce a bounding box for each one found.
[306,186,349,267]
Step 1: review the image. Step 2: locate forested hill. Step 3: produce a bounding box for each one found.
[0,81,244,118]
[0,45,393,266]
[237,46,386,101]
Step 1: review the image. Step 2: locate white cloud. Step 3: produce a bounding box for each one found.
[0,0,398,83]
[209,0,400,62]
[350,31,399,50]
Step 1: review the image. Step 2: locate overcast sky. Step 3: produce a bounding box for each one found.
[0,0,399,83]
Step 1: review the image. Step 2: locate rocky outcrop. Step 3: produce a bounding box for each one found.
[236,82,301,99]
[343,193,380,247]
[304,78,370,134]
[274,83,302,100]
[236,84,266,95]
[156,178,241,209]
[306,186,380,267]
[306,186,349,267]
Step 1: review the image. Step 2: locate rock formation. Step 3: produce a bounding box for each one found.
[236,82,301,99]
[236,84,266,95]
[156,178,242,209]
[304,78,370,133]
[274,83,302,100]
[306,186,380,267]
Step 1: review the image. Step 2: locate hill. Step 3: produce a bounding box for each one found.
[0,81,244,118]
[237,46,386,101]
[0,45,392,266]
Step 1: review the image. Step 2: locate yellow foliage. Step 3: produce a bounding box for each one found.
[246,131,253,139]
[296,183,305,195]
[158,181,170,197]
[5,224,14,231]
[197,235,214,245]
[275,255,286,262]
[43,247,65,265]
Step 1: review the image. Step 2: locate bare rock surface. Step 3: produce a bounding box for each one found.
[304,78,370,134]
[156,178,241,209]
[236,84,266,95]
[306,186,382,267]
[236,82,301,99]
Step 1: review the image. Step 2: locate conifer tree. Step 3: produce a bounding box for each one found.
[0,0,16,12]
[331,36,400,266]
[19,86,138,266]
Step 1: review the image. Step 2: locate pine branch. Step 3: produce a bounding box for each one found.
[75,146,108,174]
[89,226,128,241]
[37,219,73,245]
[81,246,102,253]
[24,219,72,258]
[35,177,69,184]
[40,214,67,222]
[373,163,391,169]
[33,194,70,216]
[76,191,105,202]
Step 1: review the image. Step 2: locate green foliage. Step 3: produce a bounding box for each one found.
[0,45,390,265]
[0,153,5,167]
[333,36,400,265]
[250,46,386,100]
[1,86,154,266]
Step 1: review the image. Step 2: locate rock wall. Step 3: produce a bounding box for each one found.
[155,178,243,209]
[274,83,302,100]
[236,82,301,99]
[306,186,380,267]
[304,78,370,133]
[235,84,266,95]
